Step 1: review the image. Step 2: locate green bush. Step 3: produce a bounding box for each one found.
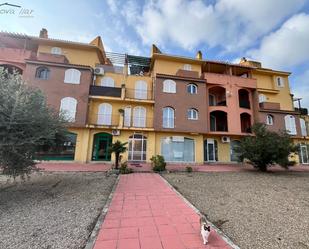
[186,166,193,173]
[150,155,166,172]
[119,161,133,174]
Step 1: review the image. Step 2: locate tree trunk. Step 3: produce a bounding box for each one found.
[115,152,120,169]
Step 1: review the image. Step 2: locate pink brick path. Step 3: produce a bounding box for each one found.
[93,173,231,249]
[37,162,309,173]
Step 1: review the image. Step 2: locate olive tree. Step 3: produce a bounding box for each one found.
[0,69,67,177]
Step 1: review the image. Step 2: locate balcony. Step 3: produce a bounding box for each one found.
[89,85,122,98]
[259,102,281,110]
[123,117,154,129]
[88,114,119,127]
[295,107,308,115]
[125,88,153,101]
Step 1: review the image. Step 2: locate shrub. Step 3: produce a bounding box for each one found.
[150,155,166,172]
[186,166,193,173]
[119,161,133,174]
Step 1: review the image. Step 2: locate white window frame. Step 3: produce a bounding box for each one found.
[266,114,274,125]
[284,115,297,135]
[128,134,147,161]
[124,106,132,127]
[183,64,192,71]
[60,97,77,122]
[276,76,284,87]
[300,118,307,136]
[259,94,267,103]
[163,107,175,128]
[133,106,146,127]
[163,79,176,93]
[135,80,147,99]
[101,76,115,87]
[97,103,112,125]
[64,68,81,84]
[188,108,198,120]
[51,47,62,55]
[187,84,197,94]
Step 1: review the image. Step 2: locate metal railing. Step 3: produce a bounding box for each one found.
[89,85,122,97]
[125,88,153,100]
[123,117,154,128]
[88,114,119,126]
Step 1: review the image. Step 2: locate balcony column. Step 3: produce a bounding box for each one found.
[121,84,125,100]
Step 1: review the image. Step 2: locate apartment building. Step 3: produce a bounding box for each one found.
[0,29,308,165]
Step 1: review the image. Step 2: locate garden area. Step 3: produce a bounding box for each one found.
[164,171,309,249]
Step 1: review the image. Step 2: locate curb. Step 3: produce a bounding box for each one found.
[159,174,240,249]
[83,174,120,249]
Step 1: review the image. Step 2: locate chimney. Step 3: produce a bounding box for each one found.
[196,50,203,60]
[39,28,48,39]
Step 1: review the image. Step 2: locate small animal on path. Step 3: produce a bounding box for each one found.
[200,215,211,245]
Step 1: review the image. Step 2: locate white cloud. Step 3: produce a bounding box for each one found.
[106,0,118,14]
[291,69,309,109]
[122,0,305,52]
[247,13,309,69]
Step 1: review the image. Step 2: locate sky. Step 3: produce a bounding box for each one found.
[1,0,309,109]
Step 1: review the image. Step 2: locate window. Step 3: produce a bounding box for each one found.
[101,76,115,87]
[60,97,77,122]
[300,118,307,136]
[276,76,284,87]
[284,115,297,135]
[187,108,198,120]
[128,134,147,161]
[163,107,174,128]
[209,94,216,106]
[183,64,192,71]
[259,94,267,103]
[230,140,241,162]
[187,84,197,94]
[266,114,274,125]
[51,47,62,55]
[35,66,50,79]
[161,137,195,162]
[64,68,81,84]
[97,103,112,125]
[163,79,176,93]
[135,80,147,99]
[133,106,146,127]
[124,107,131,127]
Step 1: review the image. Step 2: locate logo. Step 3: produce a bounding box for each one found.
[0,2,34,17]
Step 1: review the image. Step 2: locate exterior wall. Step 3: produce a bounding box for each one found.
[38,45,100,67]
[23,62,92,126]
[0,47,35,71]
[153,59,202,76]
[154,76,208,133]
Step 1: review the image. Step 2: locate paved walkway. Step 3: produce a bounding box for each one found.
[38,162,309,173]
[93,174,231,249]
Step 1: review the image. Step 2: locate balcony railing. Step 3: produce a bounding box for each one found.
[124,117,154,129]
[125,88,153,100]
[88,114,119,126]
[89,85,122,98]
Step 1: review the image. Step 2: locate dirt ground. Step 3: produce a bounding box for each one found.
[164,171,309,249]
[0,172,117,249]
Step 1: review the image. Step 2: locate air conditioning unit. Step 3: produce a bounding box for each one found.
[112,130,120,136]
[221,136,230,143]
[94,67,104,75]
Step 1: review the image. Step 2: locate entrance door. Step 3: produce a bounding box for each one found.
[92,133,112,161]
[204,139,216,162]
[300,145,309,164]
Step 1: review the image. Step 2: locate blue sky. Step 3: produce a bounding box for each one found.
[1,0,309,109]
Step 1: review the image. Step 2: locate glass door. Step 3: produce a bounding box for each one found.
[92,133,112,161]
[207,139,216,162]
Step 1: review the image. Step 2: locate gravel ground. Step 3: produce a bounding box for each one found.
[0,172,117,249]
[163,171,309,249]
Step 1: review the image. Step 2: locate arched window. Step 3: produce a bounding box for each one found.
[135,80,147,99]
[60,97,77,122]
[300,118,307,136]
[266,114,274,125]
[187,108,198,120]
[276,76,284,87]
[51,47,62,55]
[163,107,174,128]
[64,68,81,84]
[187,84,197,94]
[101,76,115,87]
[163,80,176,93]
[35,66,50,79]
[128,134,147,161]
[133,106,146,127]
[284,115,297,135]
[259,94,267,103]
[97,103,112,125]
[183,64,192,71]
